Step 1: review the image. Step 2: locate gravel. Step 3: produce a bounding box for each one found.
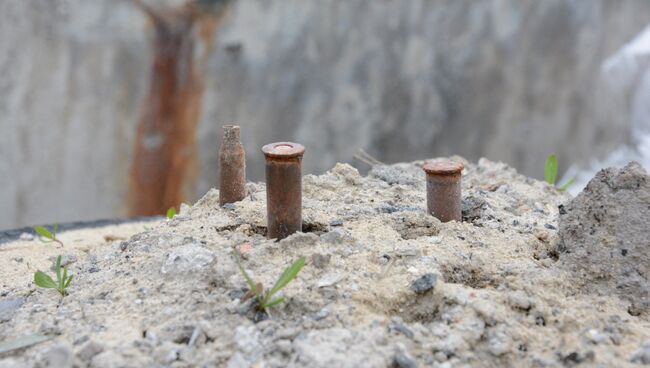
[0,158,648,367]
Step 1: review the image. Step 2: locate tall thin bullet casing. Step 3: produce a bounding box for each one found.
[423,161,463,222]
[219,125,246,206]
[262,142,305,240]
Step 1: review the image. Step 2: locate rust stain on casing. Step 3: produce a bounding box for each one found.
[262,142,306,240]
[219,125,246,205]
[127,1,228,216]
[423,161,464,222]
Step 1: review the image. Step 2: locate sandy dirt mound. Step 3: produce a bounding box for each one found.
[1,158,649,367]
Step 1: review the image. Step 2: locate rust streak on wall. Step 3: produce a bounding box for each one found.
[128,1,224,216]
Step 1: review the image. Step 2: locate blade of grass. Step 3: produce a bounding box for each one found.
[64,275,74,288]
[55,256,62,287]
[267,257,306,298]
[235,255,262,303]
[558,177,576,192]
[264,296,285,308]
[61,266,68,292]
[545,154,558,185]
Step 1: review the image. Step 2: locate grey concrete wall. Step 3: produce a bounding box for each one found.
[0,1,149,228]
[1,0,649,229]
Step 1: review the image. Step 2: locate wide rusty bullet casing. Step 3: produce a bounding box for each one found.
[423,161,464,222]
[262,142,305,240]
[219,125,247,206]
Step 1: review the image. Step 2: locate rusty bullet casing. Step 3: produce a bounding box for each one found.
[423,161,464,222]
[262,142,305,240]
[219,125,247,206]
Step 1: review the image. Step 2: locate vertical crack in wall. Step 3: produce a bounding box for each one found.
[128,1,226,216]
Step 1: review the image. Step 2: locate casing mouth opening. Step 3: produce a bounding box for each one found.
[262,142,306,159]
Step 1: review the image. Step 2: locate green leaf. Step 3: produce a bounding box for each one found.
[236,255,261,301]
[34,271,57,289]
[34,226,54,241]
[558,177,576,192]
[166,207,176,219]
[55,256,62,286]
[61,266,68,290]
[53,224,59,234]
[264,296,285,308]
[64,275,74,288]
[267,257,306,297]
[545,154,558,185]
[0,334,52,354]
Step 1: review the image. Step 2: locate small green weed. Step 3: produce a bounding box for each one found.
[166,206,177,219]
[545,154,575,192]
[33,225,63,247]
[236,255,306,311]
[34,255,74,297]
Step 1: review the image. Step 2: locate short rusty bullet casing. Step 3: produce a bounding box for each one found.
[423,160,464,222]
[262,142,305,240]
[219,125,247,206]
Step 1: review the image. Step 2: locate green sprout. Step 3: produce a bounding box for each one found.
[545,154,575,192]
[34,255,73,297]
[236,255,306,311]
[33,225,63,247]
[166,206,177,219]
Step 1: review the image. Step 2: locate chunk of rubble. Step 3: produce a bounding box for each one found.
[559,162,650,314]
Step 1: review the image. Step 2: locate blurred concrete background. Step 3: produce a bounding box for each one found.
[1,0,650,229]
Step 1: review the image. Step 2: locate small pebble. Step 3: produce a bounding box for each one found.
[179,203,191,215]
[42,344,73,368]
[434,351,448,362]
[317,273,343,288]
[91,351,127,368]
[19,232,34,241]
[275,328,301,341]
[77,341,104,362]
[487,326,512,356]
[0,298,24,322]
[394,352,418,368]
[508,291,532,310]
[313,306,330,321]
[275,339,292,355]
[73,335,90,346]
[410,273,438,294]
[320,230,344,244]
[238,243,253,257]
[378,254,391,265]
[585,329,608,345]
[388,320,414,339]
[393,344,418,368]
[222,203,237,211]
[311,253,331,269]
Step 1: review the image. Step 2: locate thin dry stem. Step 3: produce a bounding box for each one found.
[354,149,384,166]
